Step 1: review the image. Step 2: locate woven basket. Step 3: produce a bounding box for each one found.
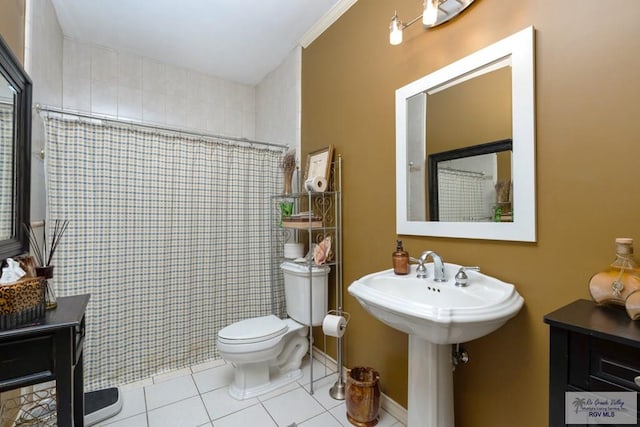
[0,277,46,330]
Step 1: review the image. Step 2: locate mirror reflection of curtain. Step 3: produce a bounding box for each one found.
[437,152,497,221]
[44,116,285,390]
[0,102,14,240]
[437,168,490,221]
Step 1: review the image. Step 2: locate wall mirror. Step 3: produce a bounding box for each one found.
[0,35,32,260]
[395,26,535,241]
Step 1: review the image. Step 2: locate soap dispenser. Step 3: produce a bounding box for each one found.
[392,240,409,275]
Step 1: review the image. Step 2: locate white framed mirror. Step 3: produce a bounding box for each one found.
[396,26,535,241]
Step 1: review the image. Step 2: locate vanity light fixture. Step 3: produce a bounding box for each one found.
[389,12,404,45]
[389,0,475,45]
[422,0,439,26]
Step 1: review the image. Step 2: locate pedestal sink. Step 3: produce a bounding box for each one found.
[348,263,523,427]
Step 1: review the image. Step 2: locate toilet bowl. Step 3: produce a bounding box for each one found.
[216,262,330,400]
[217,315,308,400]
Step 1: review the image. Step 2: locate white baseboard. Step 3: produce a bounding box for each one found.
[311,346,408,425]
[380,392,409,425]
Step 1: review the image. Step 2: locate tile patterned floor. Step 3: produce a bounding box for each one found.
[95,357,406,427]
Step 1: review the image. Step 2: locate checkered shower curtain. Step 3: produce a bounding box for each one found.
[437,168,488,221]
[44,116,285,390]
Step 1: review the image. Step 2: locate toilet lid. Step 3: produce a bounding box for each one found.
[218,315,288,344]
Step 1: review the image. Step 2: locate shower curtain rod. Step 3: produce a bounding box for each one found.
[35,103,289,150]
[439,166,487,177]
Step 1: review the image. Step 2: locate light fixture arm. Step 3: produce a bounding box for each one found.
[403,14,424,29]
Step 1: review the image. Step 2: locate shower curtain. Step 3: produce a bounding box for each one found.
[44,116,285,390]
[437,168,489,221]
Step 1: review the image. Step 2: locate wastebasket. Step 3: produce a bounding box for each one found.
[346,366,381,426]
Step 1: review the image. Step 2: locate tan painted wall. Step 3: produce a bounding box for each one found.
[427,66,511,154]
[0,0,25,64]
[302,0,640,425]
[0,4,24,425]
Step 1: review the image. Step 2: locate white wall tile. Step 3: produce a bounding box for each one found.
[91,45,118,82]
[255,46,300,149]
[206,102,225,133]
[91,79,118,116]
[242,115,255,139]
[142,90,167,124]
[165,96,188,128]
[164,64,187,98]
[63,39,91,82]
[118,53,143,90]
[118,86,143,121]
[223,104,242,137]
[63,75,91,112]
[224,85,242,118]
[205,76,224,105]
[186,70,208,103]
[142,58,166,94]
[186,100,208,132]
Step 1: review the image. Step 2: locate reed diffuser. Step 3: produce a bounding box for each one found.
[23,219,70,309]
[280,149,296,194]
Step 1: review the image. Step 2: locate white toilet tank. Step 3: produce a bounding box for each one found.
[281,262,330,326]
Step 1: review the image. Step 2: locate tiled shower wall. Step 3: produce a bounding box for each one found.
[25,0,63,224]
[62,39,256,140]
[255,47,301,149]
[25,0,301,222]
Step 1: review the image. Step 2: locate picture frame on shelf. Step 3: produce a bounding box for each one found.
[304,145,334,181]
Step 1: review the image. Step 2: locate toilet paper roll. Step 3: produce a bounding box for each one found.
[305,176,328,192]
[284,242,304,259]
[322,314,346,338]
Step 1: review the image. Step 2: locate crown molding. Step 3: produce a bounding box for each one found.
[299,0,357,48]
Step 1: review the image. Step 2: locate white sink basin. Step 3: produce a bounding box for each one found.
[348,263,524,344]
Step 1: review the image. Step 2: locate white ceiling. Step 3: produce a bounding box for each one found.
[51,0,350,85]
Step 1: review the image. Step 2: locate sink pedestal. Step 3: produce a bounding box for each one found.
[408,336,454,427]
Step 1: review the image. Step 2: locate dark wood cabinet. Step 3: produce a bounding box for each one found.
[0,294,90,426]
[545,299,640,427]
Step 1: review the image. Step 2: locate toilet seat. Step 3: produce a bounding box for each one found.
[217,315,287,345]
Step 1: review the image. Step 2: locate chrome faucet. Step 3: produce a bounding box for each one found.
[415,251,446,282]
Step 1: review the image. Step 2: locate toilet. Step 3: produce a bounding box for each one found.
[216,261,330,400]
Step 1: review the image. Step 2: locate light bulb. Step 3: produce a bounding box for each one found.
[423,0,439,26]
[389,14,403,45]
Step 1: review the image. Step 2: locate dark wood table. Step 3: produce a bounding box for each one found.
[544,299,640,427]
[0,294,90,426]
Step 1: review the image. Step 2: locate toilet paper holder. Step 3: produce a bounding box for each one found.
[326,310,350,326]
[325,310,350,400]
